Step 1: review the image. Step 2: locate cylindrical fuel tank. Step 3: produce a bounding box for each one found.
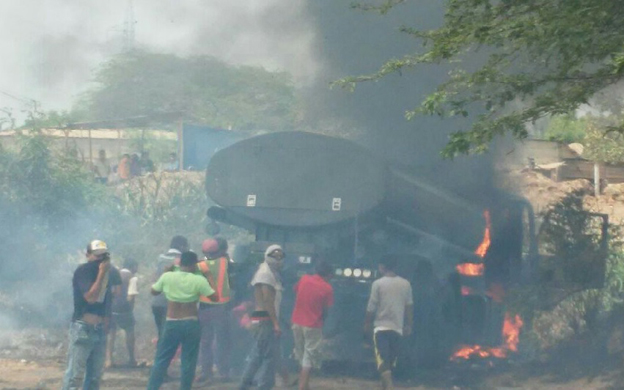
[205,131,388,227]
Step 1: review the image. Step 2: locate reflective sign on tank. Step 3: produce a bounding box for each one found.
[246,195,257,207]
[332,198,342,211]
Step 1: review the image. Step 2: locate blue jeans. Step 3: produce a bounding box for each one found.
[240,320,277,390]
[147,319,201,390]
[62,321,107,390]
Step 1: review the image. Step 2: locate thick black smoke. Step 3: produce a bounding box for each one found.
[303,1,495,200]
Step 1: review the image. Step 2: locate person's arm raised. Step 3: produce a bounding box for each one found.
[84,260,110,304]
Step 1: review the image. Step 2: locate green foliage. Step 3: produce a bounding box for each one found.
[543,115,587,143]
[0,132,102,227]
[538,190,608,287]
[0,131,110,294]
[507,190,624,351]
[584,118,624,164]
[535,109,624,163]
[0,133,209,283]
[0,131,251,324]
[75,50,298,131]
[22,110,77,129]
[338,0,624,157]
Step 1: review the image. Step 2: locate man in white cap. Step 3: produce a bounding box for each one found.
[239,244,285,390]
[62,240,122,390]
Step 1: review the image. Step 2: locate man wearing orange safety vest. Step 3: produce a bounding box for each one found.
[195,237,233,384]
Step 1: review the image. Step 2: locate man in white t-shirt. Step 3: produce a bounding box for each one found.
[364,257,413,390]
[93,149,111,184]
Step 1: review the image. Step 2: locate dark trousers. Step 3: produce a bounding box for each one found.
[198,304,232,378]
[151,306,167,337]
[239,320,277,390]
[147,319,201,390]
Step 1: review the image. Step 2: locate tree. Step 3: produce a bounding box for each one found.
[74,50,298,131]
[543,115,587,144]
[584,119,624,164]
[21,110,77,129]
[337,0,624,157]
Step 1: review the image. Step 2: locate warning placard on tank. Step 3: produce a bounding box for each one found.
[247,195,257,207]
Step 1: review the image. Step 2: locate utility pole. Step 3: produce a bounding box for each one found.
[123,0,136,52]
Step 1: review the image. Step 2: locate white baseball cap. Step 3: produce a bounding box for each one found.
[88,240,108,255]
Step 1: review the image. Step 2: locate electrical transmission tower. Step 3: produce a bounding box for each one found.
[123,0,136,52]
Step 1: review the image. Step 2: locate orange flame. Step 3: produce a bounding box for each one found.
[456,263,485,276]
[502,313,524,352]
[451,313,524,361]
[456,210,490,278]
[474,210,492,258]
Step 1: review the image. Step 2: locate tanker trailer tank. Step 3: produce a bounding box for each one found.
[205,131,389,229]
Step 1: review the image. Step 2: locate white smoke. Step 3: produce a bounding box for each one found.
[0,0,318,117]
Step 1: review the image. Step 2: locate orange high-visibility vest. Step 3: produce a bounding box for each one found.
[198,256,231,304]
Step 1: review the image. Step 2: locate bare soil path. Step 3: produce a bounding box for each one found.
[0,355,621,390]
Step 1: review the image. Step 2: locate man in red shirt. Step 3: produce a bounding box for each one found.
[291,260,334,390]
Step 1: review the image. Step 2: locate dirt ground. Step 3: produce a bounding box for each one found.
[0,354,621,390]
[1,326,623,390]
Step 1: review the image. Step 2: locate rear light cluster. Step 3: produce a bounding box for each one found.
[335,268,373,279]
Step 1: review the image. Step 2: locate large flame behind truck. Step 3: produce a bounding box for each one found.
[204,131,539,368]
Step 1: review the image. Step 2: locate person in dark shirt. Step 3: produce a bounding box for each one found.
[140,151,155,174]
[62,240,122,390]
[130,154,141,177]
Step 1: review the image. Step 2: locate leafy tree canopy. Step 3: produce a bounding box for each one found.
[338,0,624,157]
[73,50,298,131]
[22,110,76,129]
[543,115,587,144]
[541,113,624,164]
[584,118,624,164]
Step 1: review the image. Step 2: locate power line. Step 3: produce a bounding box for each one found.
[0,89,36,105]
[0,89,40,115]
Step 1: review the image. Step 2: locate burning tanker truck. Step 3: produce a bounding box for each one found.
[204,131,538,369]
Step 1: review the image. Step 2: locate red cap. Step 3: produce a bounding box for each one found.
[202,239,219,254]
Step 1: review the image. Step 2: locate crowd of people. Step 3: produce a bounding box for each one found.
[61,236,414,390]
[92,149,180,184]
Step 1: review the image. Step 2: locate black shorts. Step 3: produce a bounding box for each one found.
[374,330,401,373]
[111,312,135,331]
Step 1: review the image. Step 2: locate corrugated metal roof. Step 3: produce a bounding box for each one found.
[0,128,177,140]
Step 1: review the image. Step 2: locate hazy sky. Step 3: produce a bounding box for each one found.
[0,0,318,118]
